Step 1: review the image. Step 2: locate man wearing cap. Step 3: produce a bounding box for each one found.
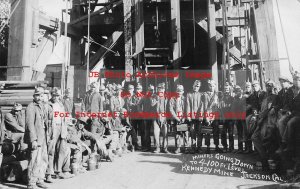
[170,85,188,154]
[42,89,56,183]
[247,81,266,113]
[61,88,75,118]
[4,103,25,148]
[123,84,140,150]
[25,87,49,189]
[277,72,300,157]
[48,88,72,179]
[186,80,204,153]
[152,83,169,153]
[200,80,222,154]
[232,86,246,153]
[110,84,125,112]
[220,84,235,153]
[67,117,113,163]
[140,85,156,152]
[82,82,98,113]
[251,80,278,169]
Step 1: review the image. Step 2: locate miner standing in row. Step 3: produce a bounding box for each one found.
[186,80,203,153]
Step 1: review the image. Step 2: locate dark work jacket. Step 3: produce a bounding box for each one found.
[247,90,266,112]
[285,86,300,116]
[273,87,294,112]
[24,101,46,145]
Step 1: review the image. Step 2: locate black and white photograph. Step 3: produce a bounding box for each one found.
[0,0,300,188]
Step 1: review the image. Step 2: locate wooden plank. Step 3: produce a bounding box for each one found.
[208,0,218,89]
[134,0,145,72]
[171,0,182,68]
[253,0,280,85]
[89,31,123,69]
[123,0,133,81]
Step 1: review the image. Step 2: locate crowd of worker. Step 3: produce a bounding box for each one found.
[1,70,300,188]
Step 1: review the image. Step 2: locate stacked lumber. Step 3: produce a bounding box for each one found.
[0,81,48,114]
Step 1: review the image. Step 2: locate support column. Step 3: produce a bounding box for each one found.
[207,0,218,90]
[134,0,144,72]
[171,0,182,85]
[7,0,38,81]
[123,0,133,81]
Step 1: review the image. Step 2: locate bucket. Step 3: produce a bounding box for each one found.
[71,163,79,175]
[88,158,96,171]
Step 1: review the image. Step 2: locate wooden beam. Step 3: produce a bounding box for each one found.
[123,0,133,81]
[207,0,218,89]
[134,0,145,74]
[38,12,59,31]
[69,0,122,28]
[171,0,182,67]
[89,31,123,69]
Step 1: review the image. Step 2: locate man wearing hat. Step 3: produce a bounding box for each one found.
[4,103,25,148]
[232,86,246,153]
[47,88,72,180]
[25,87,49,189]
[110,84,125,112]
[251,80,278,169]
[61,88,75,118]
[200,79,222,154]
[247,81,266,113]
[82,82,98,113]
[186,80,204,153]
[140,85,156,152]
[122,84,140,150]
[220,83,235,153]
[153,83,169,153]
[170,85,188,154]
[276,72,300,158]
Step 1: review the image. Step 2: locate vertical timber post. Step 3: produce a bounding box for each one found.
[171,0,182,86]
[207,0,218,90]
[124,0,133,82]
[134,0,144,83]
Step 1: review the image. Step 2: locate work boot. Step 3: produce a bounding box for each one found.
[134,145,141,151]
[174,148,181,154]
[206,147,211,154]
[153,147,160,153]
[162,148,171,154]
[235,149,244,154]
[215,146,224,153]
[106,151,114,162]
[197,147,204,154]
[57,172,70,179]
[142,148,152,152]
[228,147,234,153]
[64,172,75,178]
[27,185,38,189]
[45,174,53,183]
[36,181,49,189]
[275,143,287,155]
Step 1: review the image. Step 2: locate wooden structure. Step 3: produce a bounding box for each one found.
[6,0,282,97]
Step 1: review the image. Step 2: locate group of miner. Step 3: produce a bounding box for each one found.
[2,70,300,188]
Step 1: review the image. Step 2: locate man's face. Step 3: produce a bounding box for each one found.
[280,80,290,89]
[266,85,273,93]
[245,85,252,93]
[129,89,134,96]
[90,87,96,92]
[193,85,200,92]
[224,86,230,94]
[293,78,300,88]
[158,88,165,93]
[43,94,49,102]
[52,95,60,102]
[177,91,184,97]
[236,90,242,97]
[33,94,42,103]
[77,123,84,130]
[208,83,215,92]
[253,84,260,92]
